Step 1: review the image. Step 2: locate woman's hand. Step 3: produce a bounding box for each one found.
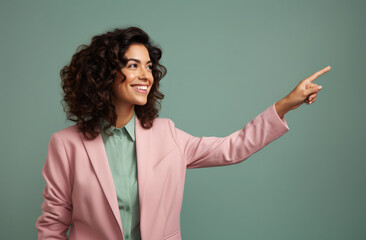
[275,66,331,118]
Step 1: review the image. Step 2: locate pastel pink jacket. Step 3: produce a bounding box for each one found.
[36,104,289,240]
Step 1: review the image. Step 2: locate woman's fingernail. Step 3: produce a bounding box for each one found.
[318,86,322,89]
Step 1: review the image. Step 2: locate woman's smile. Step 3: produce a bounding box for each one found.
[131,84,148,94]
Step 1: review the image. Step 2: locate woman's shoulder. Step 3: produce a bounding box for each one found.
[153,117,172,124]
[53,124,80,136]
[135,117,176,135]
[49,125,84,144]
[151,117,176,129]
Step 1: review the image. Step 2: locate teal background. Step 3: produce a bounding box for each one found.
[1,0,365,239]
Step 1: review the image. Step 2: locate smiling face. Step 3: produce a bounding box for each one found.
[112,43,154,111]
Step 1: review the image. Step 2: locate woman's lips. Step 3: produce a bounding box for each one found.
[131,85,148,94]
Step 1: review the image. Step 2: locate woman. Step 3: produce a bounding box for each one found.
[36,27,330,240]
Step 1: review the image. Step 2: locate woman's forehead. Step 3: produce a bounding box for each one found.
[125,43,150,61]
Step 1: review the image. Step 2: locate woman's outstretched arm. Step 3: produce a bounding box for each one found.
[169,66,331,168]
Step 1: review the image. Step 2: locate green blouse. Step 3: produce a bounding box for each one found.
[99,114,140,240]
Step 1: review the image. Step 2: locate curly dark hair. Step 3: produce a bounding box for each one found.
[60,27,167,140]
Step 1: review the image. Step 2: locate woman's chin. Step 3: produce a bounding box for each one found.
[134,100,148,106]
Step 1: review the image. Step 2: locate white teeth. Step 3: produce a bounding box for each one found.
[135,86,147,90]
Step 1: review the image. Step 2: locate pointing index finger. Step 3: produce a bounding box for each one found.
[308,66,331,82]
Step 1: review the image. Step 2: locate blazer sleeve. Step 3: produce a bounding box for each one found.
[168,103,290,168]
[36,132,73,239]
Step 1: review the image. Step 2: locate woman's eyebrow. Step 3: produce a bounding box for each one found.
[126,58,152,64]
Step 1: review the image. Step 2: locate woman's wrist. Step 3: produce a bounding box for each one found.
[275,97,292,118]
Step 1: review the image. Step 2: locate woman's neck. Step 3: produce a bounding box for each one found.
[114,103,135,128]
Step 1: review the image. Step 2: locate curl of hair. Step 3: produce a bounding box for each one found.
[60,27,167,140]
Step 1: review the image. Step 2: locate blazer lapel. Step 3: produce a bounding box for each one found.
[135,116,151,209]
[80,130,123,235]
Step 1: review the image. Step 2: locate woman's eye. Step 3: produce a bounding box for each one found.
[147,65,153,70]
[128,64,137,68]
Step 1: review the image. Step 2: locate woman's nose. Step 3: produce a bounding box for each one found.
[138,68,149,80]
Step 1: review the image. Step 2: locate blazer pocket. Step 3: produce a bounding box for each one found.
[153,148,175,169]
[162,229,181,240]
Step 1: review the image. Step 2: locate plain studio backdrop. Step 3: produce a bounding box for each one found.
[1,0,365,239]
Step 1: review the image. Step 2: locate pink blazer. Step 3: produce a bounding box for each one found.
[36,104,289,240]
